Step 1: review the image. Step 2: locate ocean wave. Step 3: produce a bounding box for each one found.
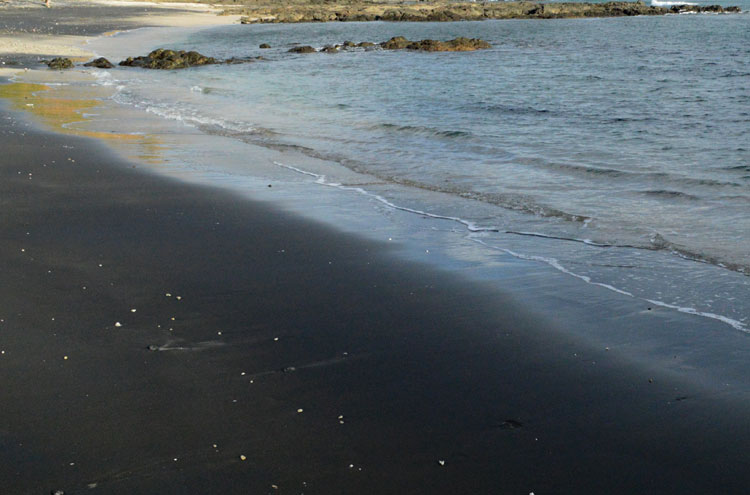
[371,123,472,139]
[529,159,743,189]
[638,189,700,200]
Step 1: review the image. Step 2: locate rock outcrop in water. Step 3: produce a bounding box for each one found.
[117,49,263,69]
[83,57,114,69]
[288,45,317,53]
[381,36,490,51]
[119,49,218,69]
[289,37,490,54]
[46,57,73,70]
[236,0,740,24]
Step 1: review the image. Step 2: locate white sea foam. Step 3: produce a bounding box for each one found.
[141,103,255,134]
[651,0,697,5]
[473,239,748,332]
[278,160,747,332]
[275,162,499,233]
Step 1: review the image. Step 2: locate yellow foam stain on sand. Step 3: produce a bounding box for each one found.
[0,81,166,164]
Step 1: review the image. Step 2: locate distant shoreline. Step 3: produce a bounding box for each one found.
[229,0,741,24]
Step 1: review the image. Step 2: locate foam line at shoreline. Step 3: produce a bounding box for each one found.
[277,160,748,334]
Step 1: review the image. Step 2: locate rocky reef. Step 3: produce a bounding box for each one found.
[119,49,218,70]
[290,37,490,54]
[83,57,114,69]
[235,0,741,24]
[46,57,73,70]
[381,36,490,52]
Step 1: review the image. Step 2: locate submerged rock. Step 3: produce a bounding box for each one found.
[83,57,114,69]
[288,45,316,54]
[259,43,271,49]
[321,45,339,53]
[119,48,218,70]
[381,37,491,52]
[47,57,73,70]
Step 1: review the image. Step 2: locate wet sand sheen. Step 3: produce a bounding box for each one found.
[3,103,750,493]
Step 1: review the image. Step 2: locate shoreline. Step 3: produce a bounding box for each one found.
[3,6,750,492]
[4,94,750,494]
[0,0,239,66]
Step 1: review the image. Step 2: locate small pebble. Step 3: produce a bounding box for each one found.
[239,454,247,461]
[297,408,304,413]
[114,322,122,327]
[438,460,445,466]
[63,356,68,360]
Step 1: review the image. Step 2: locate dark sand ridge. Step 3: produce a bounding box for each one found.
[4,92,750,494]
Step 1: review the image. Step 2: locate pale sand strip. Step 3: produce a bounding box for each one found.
[0,0,239,60]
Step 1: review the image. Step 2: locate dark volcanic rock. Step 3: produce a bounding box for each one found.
[288,45,316,54]
[669,3,732,12]
[381,37,491,52]
[380,36,411,50]
[119,48,218,70]
[259,43,271,49]
[47,57,73,70]
[83,57,114,69]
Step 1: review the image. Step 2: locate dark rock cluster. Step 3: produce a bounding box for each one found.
[289,37,491,54]
[381,36,491,52]
[119,49,218,70]
[83,57,114,69]
[46,57,73,70]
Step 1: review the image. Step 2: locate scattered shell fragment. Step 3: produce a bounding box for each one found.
[114,322,122,327]
[297,408,304,413]
[438,460,445,466]
[63,356,68,360]
[239,454,247,461]
[130,309,137,313]
[165,293,172,297]
[176,296,182,300]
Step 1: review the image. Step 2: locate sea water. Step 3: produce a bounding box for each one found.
[83,12,749,332]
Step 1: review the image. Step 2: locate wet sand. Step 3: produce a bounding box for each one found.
[3,100,750,493]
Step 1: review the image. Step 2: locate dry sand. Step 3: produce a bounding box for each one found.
[0,0,239,63]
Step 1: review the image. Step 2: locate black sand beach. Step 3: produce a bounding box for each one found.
[3,99,750,494]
